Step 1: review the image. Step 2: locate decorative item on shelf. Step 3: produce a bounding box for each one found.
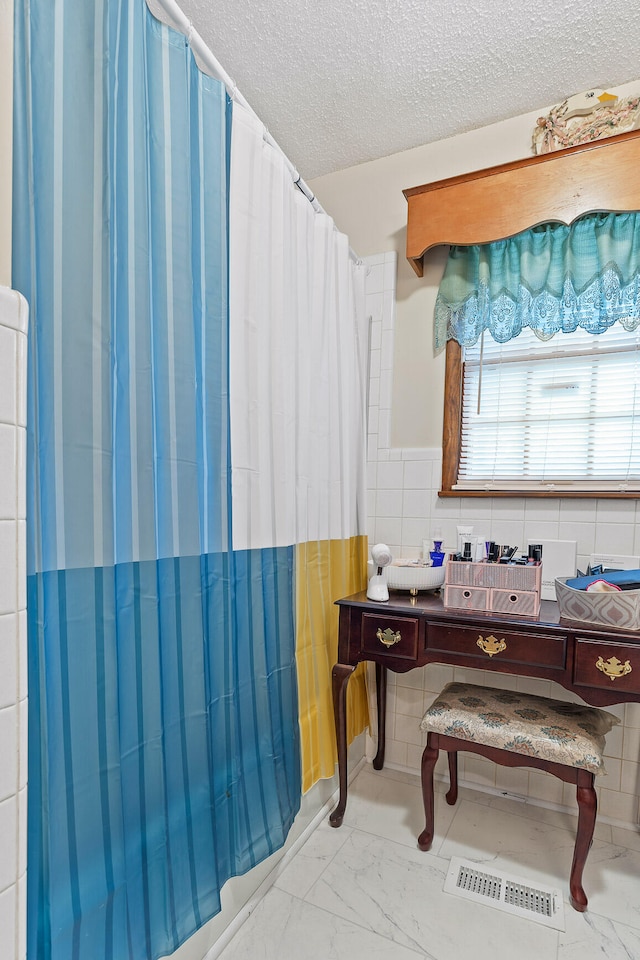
[456,524,474,556]
[429,539,445,567]
[532,88,640,155]
[423,528,447,567]
[386,560,446,602]
[474,534,487,563]
[366,543,392,602]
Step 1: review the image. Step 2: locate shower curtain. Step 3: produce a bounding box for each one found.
[228,105,370,791]
[12,1,369,959]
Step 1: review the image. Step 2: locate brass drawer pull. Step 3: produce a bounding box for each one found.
[377,627,402,648]
[477,634,507,657]
[596,655,632,680]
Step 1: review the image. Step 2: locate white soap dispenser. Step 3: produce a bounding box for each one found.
[367,543,392,602]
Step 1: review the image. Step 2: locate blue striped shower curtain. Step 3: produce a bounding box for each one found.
[13,2,301,958]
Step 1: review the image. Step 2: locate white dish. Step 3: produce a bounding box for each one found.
[385,562,445,593]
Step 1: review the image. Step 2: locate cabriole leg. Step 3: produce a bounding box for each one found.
[329,663,356,827]
[418,733,439,851]
[570,773,597,912]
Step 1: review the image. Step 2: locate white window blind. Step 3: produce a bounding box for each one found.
[456,324,640,492]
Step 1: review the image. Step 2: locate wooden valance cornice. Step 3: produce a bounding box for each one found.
[403,128,640,277]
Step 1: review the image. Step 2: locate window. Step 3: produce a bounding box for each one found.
[441,323,640,497]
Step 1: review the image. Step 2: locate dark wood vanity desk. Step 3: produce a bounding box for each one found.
[330,590,640,827]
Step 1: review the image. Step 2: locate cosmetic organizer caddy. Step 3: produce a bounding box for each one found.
[555,575,640,631]
[443,560,542,617]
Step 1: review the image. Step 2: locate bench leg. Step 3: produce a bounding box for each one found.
[446,751,458,806]
[570,774,597,912]
[418,734,439,851]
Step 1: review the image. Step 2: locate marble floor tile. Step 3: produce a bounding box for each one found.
[558,909,640,959]
[213,765,640,960]
[438,797,583,886]
[305,829,558,960]
[274,821,353,899]
[611,822,640,853]
[482,790,613,843]
[340,766,459,851]
[367,765,423,787]
[217,886,425,959]
[577,842,640,931]
[438,796,640,930]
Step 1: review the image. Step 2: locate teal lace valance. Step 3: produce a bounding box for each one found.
[434,212,640,351]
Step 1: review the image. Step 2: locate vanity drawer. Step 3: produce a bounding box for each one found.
[444,586,539,617]
[361,613,419,661]
[490,588,540,618]
[427,623,566,669]
[443,585,490,612]
[574,638,640,694]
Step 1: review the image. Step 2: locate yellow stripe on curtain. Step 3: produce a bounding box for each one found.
[296,536,369,793]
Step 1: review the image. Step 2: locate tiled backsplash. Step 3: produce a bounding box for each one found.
[363,253,640,828]
[0,287,28,960]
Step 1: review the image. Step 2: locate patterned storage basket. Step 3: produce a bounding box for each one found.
[555,577,640,631]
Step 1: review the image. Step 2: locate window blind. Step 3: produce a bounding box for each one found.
[456,324,640,492]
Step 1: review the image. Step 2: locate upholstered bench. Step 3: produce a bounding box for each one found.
[418,682,619,911]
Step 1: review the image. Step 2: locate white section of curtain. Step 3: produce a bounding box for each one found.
[229,104,369,551]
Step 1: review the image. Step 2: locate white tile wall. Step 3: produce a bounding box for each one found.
[0,287,28,960]
[364,255,640,829]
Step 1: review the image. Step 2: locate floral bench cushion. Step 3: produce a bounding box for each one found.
[420,682,619,774]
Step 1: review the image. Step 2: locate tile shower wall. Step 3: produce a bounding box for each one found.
[364,253,640,828]
[0,287,28,960]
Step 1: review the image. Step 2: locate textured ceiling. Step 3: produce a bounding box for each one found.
[175,0,640,180]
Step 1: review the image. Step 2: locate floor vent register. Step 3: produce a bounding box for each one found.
[443,857,565,931]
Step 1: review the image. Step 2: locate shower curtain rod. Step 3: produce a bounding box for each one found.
[146,0,361,264]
